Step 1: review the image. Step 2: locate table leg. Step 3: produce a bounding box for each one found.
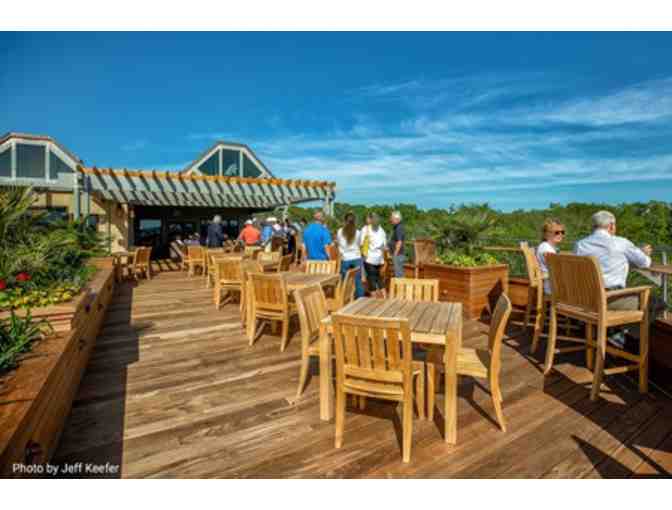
[319,323,333,421]
[246,281,255,341]
[444,323,461,444]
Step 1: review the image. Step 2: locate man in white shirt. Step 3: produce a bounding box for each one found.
[574,210,652,312]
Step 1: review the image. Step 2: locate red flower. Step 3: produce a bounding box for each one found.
[0,279,6,290]
[15,273,31,282]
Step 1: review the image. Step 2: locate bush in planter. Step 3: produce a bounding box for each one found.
[427,205,503,266]
[0,310,52,376]
[0,186,107,311]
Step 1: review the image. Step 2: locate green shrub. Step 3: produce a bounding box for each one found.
[0,310,52,376]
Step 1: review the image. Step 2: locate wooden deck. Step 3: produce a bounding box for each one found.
[53,270,672,478]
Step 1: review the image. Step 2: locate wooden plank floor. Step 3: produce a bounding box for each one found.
[53,270,672,478]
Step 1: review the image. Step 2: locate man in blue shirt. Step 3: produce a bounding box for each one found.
[302,211,332,261]
[260,217,276,248]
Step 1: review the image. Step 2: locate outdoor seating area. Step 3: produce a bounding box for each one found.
[46,253,672,477]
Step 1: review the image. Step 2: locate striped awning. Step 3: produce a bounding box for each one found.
[80,167,335,209]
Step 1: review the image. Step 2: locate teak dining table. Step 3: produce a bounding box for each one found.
[321,297,463,444]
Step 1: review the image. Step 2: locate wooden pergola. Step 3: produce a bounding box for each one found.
[78,166,337,213]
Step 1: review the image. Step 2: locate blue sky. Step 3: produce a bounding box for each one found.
[2,32,672,211]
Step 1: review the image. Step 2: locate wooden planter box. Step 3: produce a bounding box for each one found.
[0,259,115,477]
[418,262,509,320]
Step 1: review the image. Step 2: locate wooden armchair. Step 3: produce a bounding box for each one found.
[130,246,153,280]
[248,272,298,352]
[546,253,651,400]
[186,246,206,276]
[241,259,263,327]
[258,251,281,265]
[169,241,188,270]
[213,257,244,310]
[427,294,512,431]
[205,248,226,287]
[305,260,339,275]
[294,284,330,398]
[331,313,425,463]
[327,268,358,312]
[389,277,439,302]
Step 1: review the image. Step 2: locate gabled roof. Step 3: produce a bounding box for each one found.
[0,132,83,165]
[181,140,274,177]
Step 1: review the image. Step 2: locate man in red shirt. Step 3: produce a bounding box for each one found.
[238,219,261,246]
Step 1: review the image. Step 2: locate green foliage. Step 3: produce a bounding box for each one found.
[0,186,105,310]
[0,310,52,375]
[437,251,499,268]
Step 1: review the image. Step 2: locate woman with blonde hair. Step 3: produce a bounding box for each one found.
[536,218,565,294]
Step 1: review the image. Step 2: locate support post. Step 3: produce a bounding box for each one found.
[73,171,81,220]
[663,251,669,305]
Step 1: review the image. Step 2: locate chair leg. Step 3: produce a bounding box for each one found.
[335,388,346,449]
[214,285,221,309]
[639,319,649,394]
[414,371,426,419]
[296,352,310,398]
[590,326,607,401]
[490,375,506,432]
[358,396,366,410]
[531,300,545,354]
[249,317,259,347]
[402,398,413,463]
[586,323,594,370]
[280,316,290,352]
[543,304,558,375]
[426,362,436,422]
[523,289,533,330]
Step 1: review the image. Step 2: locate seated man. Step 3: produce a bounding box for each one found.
[574,210,653,344]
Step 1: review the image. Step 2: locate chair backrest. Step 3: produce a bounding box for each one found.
[546,253,606,315]
[389,277,439,302]
[244,246,260,258]
[278,254,293,273]
[214,257,244,285]
[305,260,338,275]
[331,313,413,388]
[519,242,543,289]
[187,245,205,262]
[487,294,513,374]
[233,242,244,253]
[135,246,151,266]
[294,284,329,352]
[337,268,358,309]
[414,239,436,265]
[249,272,288,311]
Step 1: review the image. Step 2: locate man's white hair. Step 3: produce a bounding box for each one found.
[391,210,402,222]
[213,215,222,223]
[592,210,616,230]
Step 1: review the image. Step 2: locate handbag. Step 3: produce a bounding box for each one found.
[361,226,370,257]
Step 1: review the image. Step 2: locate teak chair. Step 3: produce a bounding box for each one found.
[545,253,651,400]
[205,248,226,287]
[248,272,298,352]
[170,241,188,271]
[305,260,339,275]
[427,294,512,432]
[186,246,206,276]
[294,284,330,398]
[244,246,261,259]
[327,268,358,312]
[331,313,425,463]
[277,254,293,273]
[390,277,439,302]
[240,259,264,326]
[213,257,244,310]
[413,239,436,278]
[131,247,153,280]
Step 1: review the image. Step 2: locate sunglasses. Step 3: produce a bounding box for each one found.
[553,230,566,235]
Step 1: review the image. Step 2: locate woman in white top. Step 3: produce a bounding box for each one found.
[361,212,387,298]
[536,218,565,294]
[336,212,364,298]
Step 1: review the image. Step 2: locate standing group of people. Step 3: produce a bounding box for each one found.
[301,210,406,299]
[237,216,305,257]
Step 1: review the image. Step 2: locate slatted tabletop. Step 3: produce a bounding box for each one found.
[283,272,340,291]
[336,298,462,346]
